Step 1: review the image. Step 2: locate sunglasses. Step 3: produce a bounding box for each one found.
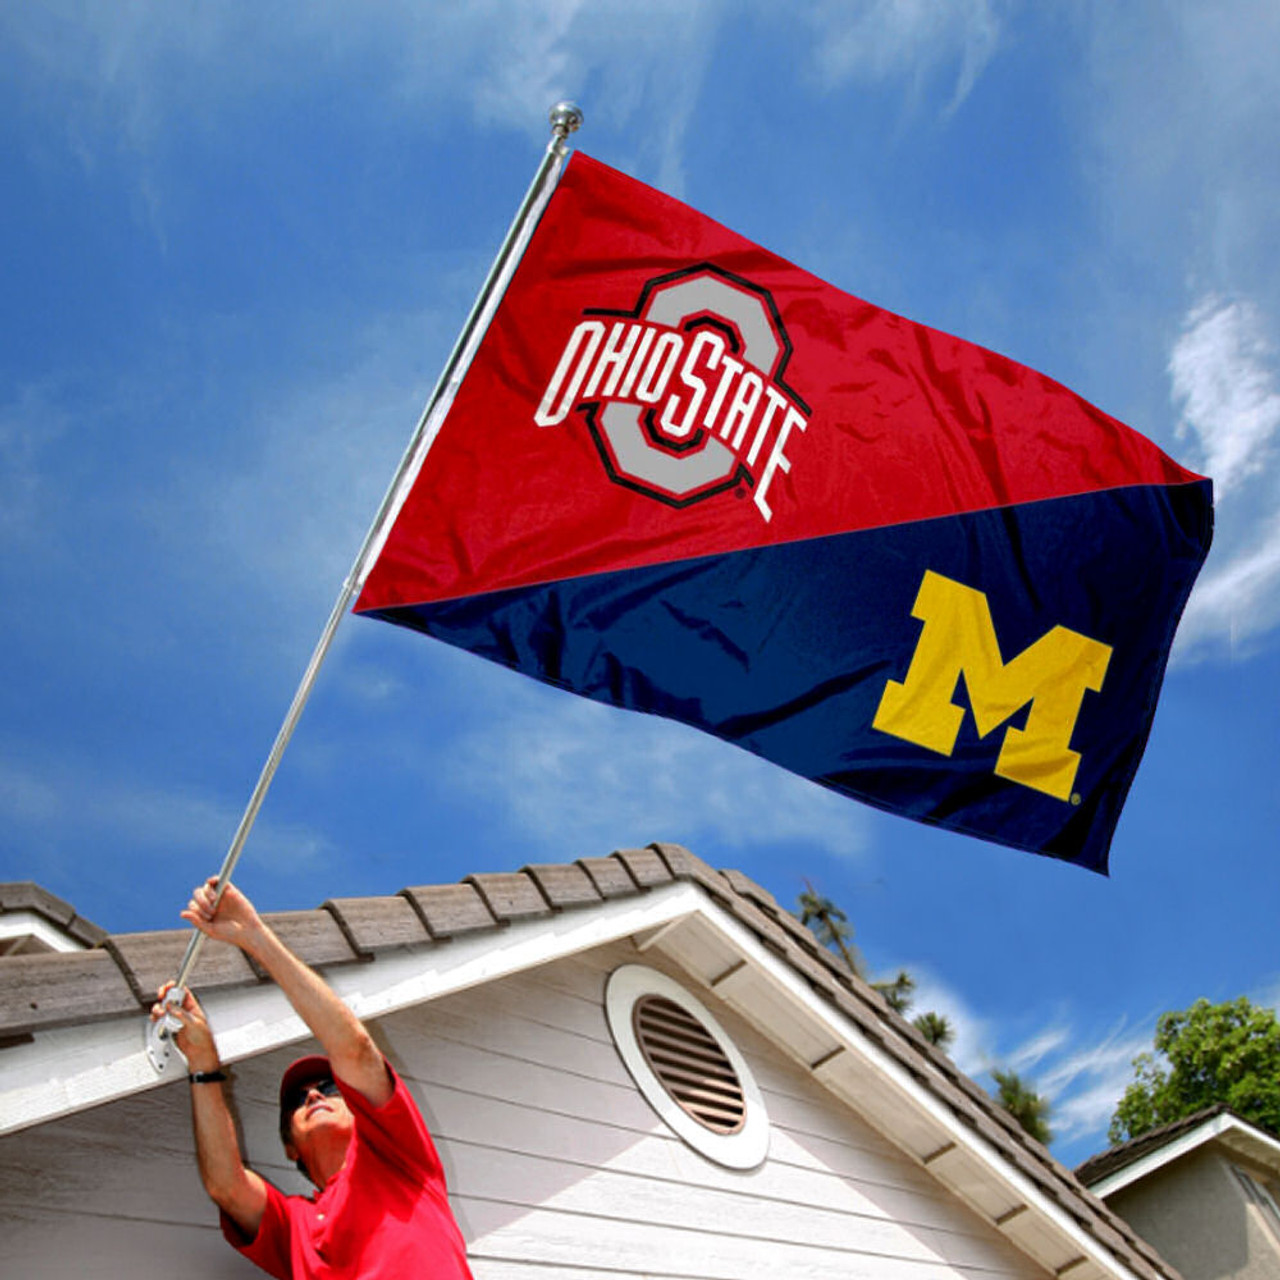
[283,1077,341,1114]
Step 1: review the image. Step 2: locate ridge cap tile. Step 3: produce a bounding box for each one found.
[462,871,552,922]
[104,930,259,1005]
[324,895,431,955]
[650,843,734,904]
[67,914,110,947]
[520,862,602,911]
[717,867,780,911]
[0,858,1177,1280]
[609,847,673,888]
[399,882,497,939]
[259,909,360,968]
[575,856,641,899]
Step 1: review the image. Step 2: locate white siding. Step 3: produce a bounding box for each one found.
[0,941,1047,1278]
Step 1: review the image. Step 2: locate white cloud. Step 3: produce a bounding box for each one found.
[1166,294,1280,660]
[903,970,998,1080]
[1170,296,1280,495]
[802,0,1006,112]
[1,2,720,201]
[1176,509,1280,659]
[1007,1025,1071,1074]
[900,968,1157,1148]
[444,678,871,861]
[1036,1025,1152,1142]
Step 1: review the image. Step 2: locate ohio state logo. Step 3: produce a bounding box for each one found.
[533,264,810,522]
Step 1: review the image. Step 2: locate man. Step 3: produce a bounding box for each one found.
[151,877,473,1280]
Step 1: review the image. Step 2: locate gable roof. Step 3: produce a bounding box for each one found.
[0,881,108,954]
[1077,1105,1280,1197]
[0,842,1177,1280]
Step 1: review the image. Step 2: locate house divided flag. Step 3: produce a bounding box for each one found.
[355,152,1212,873]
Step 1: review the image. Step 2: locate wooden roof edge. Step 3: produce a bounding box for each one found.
[0,881,109,947]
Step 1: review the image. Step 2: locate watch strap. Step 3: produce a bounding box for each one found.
[188,1069,228,1084]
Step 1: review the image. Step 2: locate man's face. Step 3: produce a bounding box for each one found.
[284,1078,355,1170]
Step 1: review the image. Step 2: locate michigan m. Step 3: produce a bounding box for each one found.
[872,571,1112,801]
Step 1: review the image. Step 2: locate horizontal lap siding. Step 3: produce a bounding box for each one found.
[0,941,1047,1279]
[377,942,1046,1280]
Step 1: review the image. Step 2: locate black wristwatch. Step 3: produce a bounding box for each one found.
[189,1069,228,1084]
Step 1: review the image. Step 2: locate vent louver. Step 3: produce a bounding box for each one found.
[633,993,746,1135]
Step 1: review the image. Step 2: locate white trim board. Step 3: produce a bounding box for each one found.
[0,883,707,1137]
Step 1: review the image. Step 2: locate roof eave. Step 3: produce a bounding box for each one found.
[1088,1112,1280,1197]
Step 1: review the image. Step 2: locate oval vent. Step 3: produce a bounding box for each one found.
[605,964,768,1169]
[633,994,746,1134]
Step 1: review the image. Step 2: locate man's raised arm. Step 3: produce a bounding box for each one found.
[181,877,393,1107]
[151,981,269,1236]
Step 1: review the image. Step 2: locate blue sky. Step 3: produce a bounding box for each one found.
[3,2,1277,1169]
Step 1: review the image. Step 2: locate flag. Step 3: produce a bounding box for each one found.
[356,152,1212,873]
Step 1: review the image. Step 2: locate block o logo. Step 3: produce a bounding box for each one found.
[534,264,810,523]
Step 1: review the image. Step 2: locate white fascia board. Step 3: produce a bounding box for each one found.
[681,903,1150,1280]
[0,882,706,1137]
[1090,1113,1280,1198]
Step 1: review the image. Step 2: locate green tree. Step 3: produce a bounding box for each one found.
[793,886,955,1057]
[873,969,915,1013]
[1109,996,1280,1144]
[796,883,863,975]
[913,1010,955,1050]
[992,1068,1053,1144]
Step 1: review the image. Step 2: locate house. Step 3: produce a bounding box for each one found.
[1077,1106,1280,1280]
[1,844,1178,1279]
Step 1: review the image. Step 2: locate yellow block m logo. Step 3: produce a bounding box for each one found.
[872,570,1112,801]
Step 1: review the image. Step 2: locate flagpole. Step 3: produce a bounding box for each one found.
[147,101,584,1072]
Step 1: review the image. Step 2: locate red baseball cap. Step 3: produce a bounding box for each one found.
[278,1055,332,1135]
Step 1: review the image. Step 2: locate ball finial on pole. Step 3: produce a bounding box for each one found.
[549,101,584,140]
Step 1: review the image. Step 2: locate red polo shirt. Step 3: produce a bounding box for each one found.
[223,1065,472,1280]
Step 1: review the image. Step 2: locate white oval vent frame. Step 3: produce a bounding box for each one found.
[605,964,769,1169]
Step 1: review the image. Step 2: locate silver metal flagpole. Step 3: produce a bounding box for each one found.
[147,101,584,1072]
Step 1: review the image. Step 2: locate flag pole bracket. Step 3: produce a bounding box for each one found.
[145,985,187,1073]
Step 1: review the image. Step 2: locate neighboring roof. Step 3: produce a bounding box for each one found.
[1078,1105,1280,1197]
[0,843,1177,1280]
[0,881,109,953]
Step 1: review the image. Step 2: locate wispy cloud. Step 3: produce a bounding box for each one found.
[1171,296,1280,495]
[899,968,1157,1151]
[1036,1024,1152,1142]
[1,2,721,207]
[443,679,871,862]
[0,752,329,868]
[1169,294,1280,659]
[1007,1024,1072,1074]
[801,0,1006,113]
[905,970,998,1080]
